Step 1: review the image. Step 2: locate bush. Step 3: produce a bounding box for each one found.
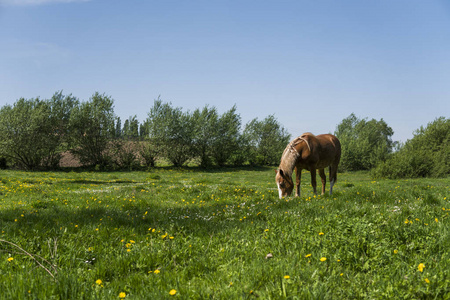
[335,114,394,171]
[373,117,450,178]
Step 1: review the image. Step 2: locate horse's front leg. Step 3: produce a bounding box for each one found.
[295,167,302,197]
[319,168,326,195]
[310,168,317,195]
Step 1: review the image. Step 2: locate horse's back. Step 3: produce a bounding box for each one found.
[316,134,341,165]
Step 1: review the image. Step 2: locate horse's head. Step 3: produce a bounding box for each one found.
[275,169,294,199]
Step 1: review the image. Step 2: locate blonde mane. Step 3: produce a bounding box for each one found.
[278,137,302,178]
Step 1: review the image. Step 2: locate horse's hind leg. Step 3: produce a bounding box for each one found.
[329,165,337,195]
[318,169,326,195]
[310,168,317,195]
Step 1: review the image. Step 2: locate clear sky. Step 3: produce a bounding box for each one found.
[1,0,449,143]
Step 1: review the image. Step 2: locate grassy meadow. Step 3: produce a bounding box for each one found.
[0,168,449,299]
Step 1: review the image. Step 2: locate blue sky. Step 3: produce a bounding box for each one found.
[1,0,449,143]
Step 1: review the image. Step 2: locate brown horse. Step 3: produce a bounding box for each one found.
[275,132,341,199]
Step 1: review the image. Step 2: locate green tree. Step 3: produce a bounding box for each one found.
[69,92,115,167]
[139,119,149,139]
[211,105,241,166]
[335,113,394,171]
[243,115,291,165]
[147,99,194,166]
[373,117,450,178]
[115,117,122,138]
[46,91,79,167]
[122,115,139,139]
[0,93,77,170]
[191,106,218,168]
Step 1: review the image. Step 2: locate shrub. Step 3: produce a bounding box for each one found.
[373,117,450,178]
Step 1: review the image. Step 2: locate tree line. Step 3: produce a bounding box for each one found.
[0,91,448,178]
[0,92,291,170]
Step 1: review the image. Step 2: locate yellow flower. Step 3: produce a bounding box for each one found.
[284,275,290,279]
[320,257,327,262]
[305,253,311,258]
[394,250,398,254]
[418,263,425,272]
[319,232,324,235]
[425,278,430,284]
[96,279,102,285]
[264,229,269,232]
[169,289,177,296]
[435,218,438,222]
[7,257,14,262]
[154,269,160,274]
[119,292,126,298]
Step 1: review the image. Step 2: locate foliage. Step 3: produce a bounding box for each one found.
[243,115,291,165]
[138,140,159,168]
[373,117,450,178]
[68,92,116,167]
[108,140,139,170]
[335,113,394,171]
[210,105,241,166]
[191,106,219,168]
[146,99,194,167]
[146,100,244,167]
[0,169,449,299]
[0,92,78,170]
[122,115,139,139]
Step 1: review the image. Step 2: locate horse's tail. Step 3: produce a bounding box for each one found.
[330,136,341,188]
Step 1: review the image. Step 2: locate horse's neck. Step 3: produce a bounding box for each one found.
[279,144,299,178]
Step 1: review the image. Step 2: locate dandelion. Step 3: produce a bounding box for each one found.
[7,257,13,262]
[435,218,438,222]
[119,292,126,298]
[154,269,160,274]
[340,273,343,276]
[264,229,269,232]
[305,253,311,258]
[418,263,425,272]
[284,275,290,279]
[320,257,327,262]
[425,278,430,284]
[394,250,398,254]
[319,232,324,235]
[169,289,177,296]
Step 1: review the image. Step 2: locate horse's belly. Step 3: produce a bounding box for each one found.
[316,159,332,169]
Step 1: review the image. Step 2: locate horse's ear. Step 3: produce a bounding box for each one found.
[279,169,284,177]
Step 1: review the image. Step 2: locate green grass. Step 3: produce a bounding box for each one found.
[0,168,449,299]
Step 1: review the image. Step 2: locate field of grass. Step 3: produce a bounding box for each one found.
[0,168,449,299]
